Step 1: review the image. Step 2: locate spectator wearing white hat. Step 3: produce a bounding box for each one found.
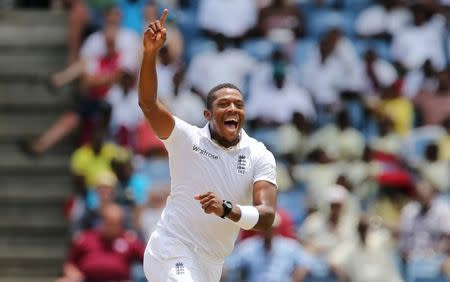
[186,34,255,98]
[391,4,446,71]
[362,49,398,95]
[343,216,403,282]
[298,185,358,279]
[355,0,411,40]
[198,0,258,43]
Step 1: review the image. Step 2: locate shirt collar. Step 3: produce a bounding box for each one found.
[199,123,250,151]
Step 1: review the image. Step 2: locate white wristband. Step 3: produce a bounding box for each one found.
[235,205,259,230]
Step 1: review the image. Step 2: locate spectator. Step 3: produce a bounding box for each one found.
[51,6,141,89]
[341,147,381,210]
[111,150,151,207]
[300,29,364,118]
[298,185,358,279]
[344,216,403,282]
[362,49,398,95]
[155,45,182,104]
[255,0,305,42]
[247,49,315,128]
[437,117,450,161]
[307,110,365,161]
[106,70,144,149]
[70,127,125,189]
[335,176,362,224]
[276,112,314,161]
[166,68,206,128]
[414,69,450,126]
[80,170,118,231]
[403,59,438,99]
[56,203,145,282]
[370,117,402,156]
[186,34,255,98]
[377,81,414,136]
[225,213,312,282]
[80,2,140,62]
[391,4,446,71]
[20,23,132,156]
[415,143,450,193]
[370,185,410,231]
[293,149,342,209]
[198,0,258,44]
[399,180,450,259]
[355,0,412,40]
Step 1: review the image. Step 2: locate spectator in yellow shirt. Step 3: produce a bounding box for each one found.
[71,128,126,189]
[378,85,414,136]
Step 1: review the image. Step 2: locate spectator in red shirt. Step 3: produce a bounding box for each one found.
[20,25,123,156]
[57,203,145,282]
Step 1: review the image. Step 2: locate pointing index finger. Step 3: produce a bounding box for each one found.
[160,9,169,26]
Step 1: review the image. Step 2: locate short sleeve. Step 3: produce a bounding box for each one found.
[70,147,88,175]
[80,32,104,60]
[253,148,277,187]
[161,117,197,152]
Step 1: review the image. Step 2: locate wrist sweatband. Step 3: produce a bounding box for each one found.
[235,205,259,230]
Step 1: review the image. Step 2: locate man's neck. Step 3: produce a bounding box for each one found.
[209,125,241,148]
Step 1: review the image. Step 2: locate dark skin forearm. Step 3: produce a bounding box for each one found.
[138,9,174,140]
[138,52,158,109]
[227,181,276,230]
[196,180,277,231]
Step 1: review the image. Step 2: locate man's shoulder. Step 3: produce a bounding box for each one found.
[174,117,201,135]
[245,133,270,153]
[248,137,275,163]
[163,117,200,146]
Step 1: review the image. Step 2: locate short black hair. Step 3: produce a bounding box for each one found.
[206,83,242,110]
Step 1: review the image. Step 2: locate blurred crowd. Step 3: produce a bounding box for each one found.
[15,0,450,281]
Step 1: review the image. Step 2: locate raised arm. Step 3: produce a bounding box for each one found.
[138,9,175,140]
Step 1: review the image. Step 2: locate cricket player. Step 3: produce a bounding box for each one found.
[139,9,277,282]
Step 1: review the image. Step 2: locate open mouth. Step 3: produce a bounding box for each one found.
[224,119,239,131]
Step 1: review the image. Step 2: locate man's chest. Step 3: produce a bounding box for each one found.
[174,139,255,200]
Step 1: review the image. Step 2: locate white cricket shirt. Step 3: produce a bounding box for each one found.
[154,117,277,262]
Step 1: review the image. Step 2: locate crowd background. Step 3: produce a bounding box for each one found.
[14,0,450,281]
